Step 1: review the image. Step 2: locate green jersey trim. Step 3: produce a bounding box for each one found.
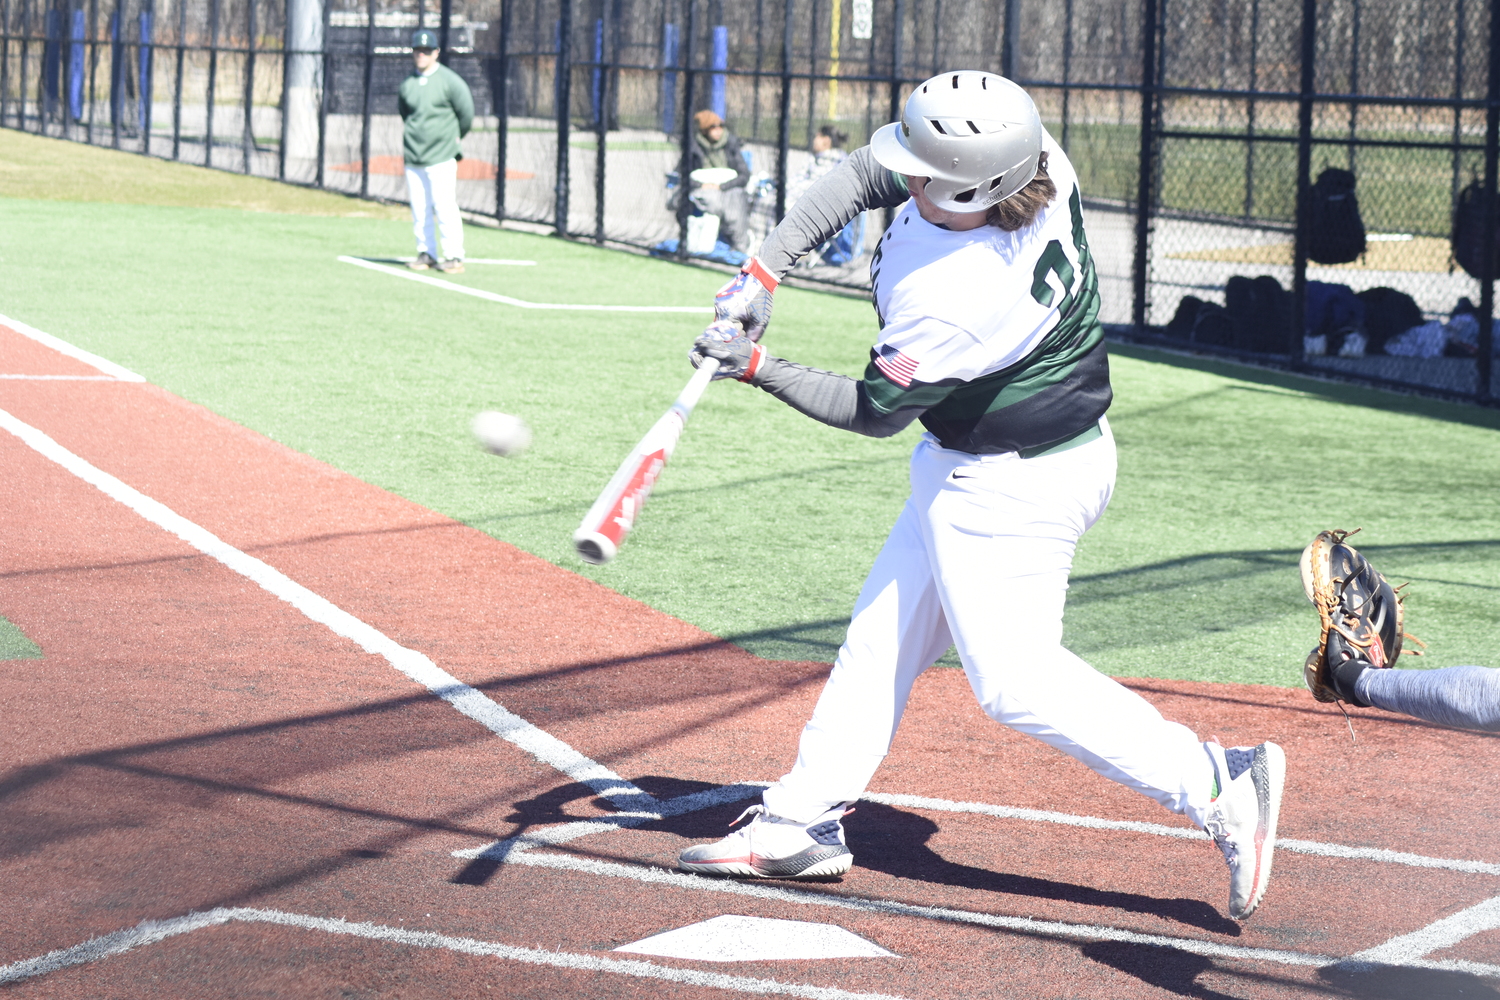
[860,184,1112,454]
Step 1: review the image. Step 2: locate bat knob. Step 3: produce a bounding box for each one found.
[573,530,617,565]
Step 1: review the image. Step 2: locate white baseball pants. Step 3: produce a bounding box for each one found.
[405,158,465,261]
[762,421,1217,829]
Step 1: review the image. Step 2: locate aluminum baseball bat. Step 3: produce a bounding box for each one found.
[572,357,720,565]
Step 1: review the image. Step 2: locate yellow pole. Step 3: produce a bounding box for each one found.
[828,0,841,120]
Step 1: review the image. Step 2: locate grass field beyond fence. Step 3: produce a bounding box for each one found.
[5,129,1500,687]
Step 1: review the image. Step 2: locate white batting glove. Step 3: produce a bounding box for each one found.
[712,257,779,342]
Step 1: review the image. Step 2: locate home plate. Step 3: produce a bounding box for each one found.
[614,915,896,962]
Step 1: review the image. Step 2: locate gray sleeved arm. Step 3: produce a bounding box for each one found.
[756,146,910,278]
[749,355,924,438]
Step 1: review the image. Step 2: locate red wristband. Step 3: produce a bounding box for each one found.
[738,342,767,383]
[743,257,779,292]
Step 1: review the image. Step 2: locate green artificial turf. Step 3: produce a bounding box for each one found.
[5,133,1500,687]
[0,616,43,660]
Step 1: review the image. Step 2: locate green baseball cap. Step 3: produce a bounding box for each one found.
[411,28,438,49]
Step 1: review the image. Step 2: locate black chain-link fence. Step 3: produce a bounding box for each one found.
[4,0,1497,401]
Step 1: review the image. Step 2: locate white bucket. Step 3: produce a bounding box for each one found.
[685,213,721,255]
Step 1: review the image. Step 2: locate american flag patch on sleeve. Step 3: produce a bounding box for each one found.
[874,344,920,388]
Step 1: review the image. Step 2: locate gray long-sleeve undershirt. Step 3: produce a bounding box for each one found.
[749,356,923,437]
[750,146,914,435]
[756,145,909,279]
[1357,664,1500,732]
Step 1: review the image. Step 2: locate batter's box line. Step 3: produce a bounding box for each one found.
[454,783,1500,879]
[0,906,914,999]
[498,845,1500,980]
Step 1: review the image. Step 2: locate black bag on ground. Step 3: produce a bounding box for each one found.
[1158,295,1230,346]
[1307,168,1367,265]
[1165,296,1234,346]
[1225,275,1294,353]
[1166,296,1205,340]
[1354,286,1424,354]
[1451,180,1500,279]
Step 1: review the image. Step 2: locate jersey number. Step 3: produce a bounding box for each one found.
[1029,187,1092,312]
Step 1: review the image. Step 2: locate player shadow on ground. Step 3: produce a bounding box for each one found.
[616,790,1240,937]
[1083,939,1500,1000]
[845,801,1242,936]
[449,779,615,886]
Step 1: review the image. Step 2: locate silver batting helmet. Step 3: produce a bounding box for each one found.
[870,71,1044,213]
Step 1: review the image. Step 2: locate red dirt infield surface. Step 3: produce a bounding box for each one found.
[2,323,1498,998]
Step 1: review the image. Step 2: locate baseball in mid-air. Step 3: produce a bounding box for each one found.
[471,410,532,457]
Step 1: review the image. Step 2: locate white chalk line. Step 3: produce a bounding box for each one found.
[858,791,1500,876]
[0,907,913,998]
[10,316,1500,985]
[452,782,1500,976]
[0,312,145,381]
[397,256,537,266]
[457,783,1500,881]
[338,256,715,313]
[485,843,1500,979]
[0,404,662,817]
[0,374,123,380]
[1347,895,1500,966]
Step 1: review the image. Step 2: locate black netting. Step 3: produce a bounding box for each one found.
[3,0,1496,397]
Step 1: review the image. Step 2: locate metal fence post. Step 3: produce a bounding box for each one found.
[138,2,152,154]
[493,0,510,220]
[316,0,329,187]
[675,0,696,255]
[170,0,181,158]
[554,0,573,234]
[110,0,122,147]
[278,0,289,179]
[1,0,10,128]
[206,0,220,164]
[593,0,610,243]
[359,0,373,195]
[243,0,256,173]
[439,0,451,60]
[774,0,790,223]
[18,0,29,130]
[1001,0,1017,80]
[883,0,902,233]
[1131,0,1158,332]
[1291,0,1316,359]
[1478,0,1499,401]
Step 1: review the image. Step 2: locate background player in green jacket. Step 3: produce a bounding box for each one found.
[399,29,474,273]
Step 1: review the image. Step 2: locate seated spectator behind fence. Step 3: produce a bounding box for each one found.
[682,110,752,253]
[789,125,850,203]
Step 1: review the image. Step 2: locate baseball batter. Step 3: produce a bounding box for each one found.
[680,72,1287,921]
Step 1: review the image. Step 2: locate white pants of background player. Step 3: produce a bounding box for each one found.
[762,419,1219,829]
[405,158,465,261]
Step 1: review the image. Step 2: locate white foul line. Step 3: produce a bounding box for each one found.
[0,907,913,999]
[0,312,145,381]
[337,256,714,313]
[1346,895,1500,967]
[0,405,661,816]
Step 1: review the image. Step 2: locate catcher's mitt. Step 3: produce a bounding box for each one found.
[1299,529,1418,706]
